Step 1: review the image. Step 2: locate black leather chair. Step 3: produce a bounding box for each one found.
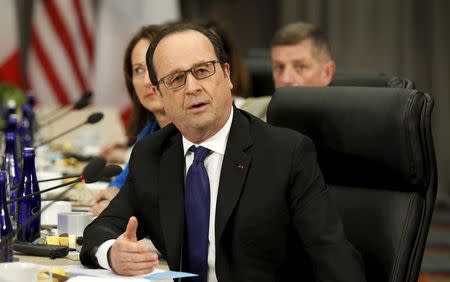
[331,71,416,89]
[267,86,437,282]
[244,55,274,97]
[244,53,415,96]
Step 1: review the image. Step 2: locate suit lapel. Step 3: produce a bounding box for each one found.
[158,131,185,270]
[215,109,253,240]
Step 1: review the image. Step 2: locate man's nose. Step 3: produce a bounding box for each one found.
[280,68,295,86]
[185,72,202,94]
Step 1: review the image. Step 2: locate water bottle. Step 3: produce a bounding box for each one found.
[26,91,37,109]
[16,148,41,242]
[5,114,21,167]
[1,132,20,223]
[22,101,37,137]
[5,114,18,135]
[5,99,17,119]
[1,115,17,164]
[19,105,33,150]
[24,94,38,144]
[0,100,17,156]
[0,171,14,262]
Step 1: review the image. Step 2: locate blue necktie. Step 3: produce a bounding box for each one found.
[184,146,211,281]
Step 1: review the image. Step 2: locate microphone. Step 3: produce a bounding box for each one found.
[34,112,104,148]
[98,164,123,182]
[39,91,93,127]
[100,164,122,179]
[34,164,120,183]
[85,112,104,124]
[7,157,107,204]
[10,163,123,191]
[0,160,122,252]
[73,92,92,110]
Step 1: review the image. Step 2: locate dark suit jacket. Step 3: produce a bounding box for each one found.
[80,108,365,281]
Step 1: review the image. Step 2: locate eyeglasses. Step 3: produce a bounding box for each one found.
[158,60,221,90]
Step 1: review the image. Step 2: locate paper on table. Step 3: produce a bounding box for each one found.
[144,271,197,280]
[63,265,197,281]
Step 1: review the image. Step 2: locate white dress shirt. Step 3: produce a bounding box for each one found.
[96,108,233,282]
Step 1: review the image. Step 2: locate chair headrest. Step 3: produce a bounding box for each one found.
[330,71,416,89]
[331,71,390,87]
[267,86,433,191]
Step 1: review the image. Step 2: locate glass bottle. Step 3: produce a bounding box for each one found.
[16,148,41,242]
[0,171,14,262]
[5,114,18,135]
[5,114,20,167]
[0,100,16,155]
[25,93,38,144]
[23,101,36,137]
[5,99,17,120]
[19,105,33,151]
[1,115,17,160]
[26,91,37,109]
[1,132,20,223]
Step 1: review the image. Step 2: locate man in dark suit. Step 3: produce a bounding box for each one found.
[80,23,365,282]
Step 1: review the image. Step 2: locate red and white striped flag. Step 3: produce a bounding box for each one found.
[27,0,94,106]
[0,0,22,88]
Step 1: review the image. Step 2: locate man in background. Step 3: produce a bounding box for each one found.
[243,22,336,121]
[271,21,336,88]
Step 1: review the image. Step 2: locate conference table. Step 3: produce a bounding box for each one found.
[15,250,172,281]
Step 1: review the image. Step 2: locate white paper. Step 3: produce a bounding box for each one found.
[62,264,196,281]
[64,265,163,281]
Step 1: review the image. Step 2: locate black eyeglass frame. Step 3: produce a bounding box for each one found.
[157,60,222,90]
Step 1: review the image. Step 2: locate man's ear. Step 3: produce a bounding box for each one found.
[223,62,233,90]
[322,60,336,86]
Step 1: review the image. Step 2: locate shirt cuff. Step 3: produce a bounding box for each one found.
[95,239,116,270]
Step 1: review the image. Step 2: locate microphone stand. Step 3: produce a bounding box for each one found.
[39,106,70,124]
[38,175,78,183]
[9,175,79,192]
[7,178,81,204]
[34,112,103,148]
[7,157,109,203]
[39,107,74,128]
[38,91,92,128]
[34,123,88,147]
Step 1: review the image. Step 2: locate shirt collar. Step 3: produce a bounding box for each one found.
[183,107,233,156]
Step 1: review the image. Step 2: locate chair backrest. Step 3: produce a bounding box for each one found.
[330,70,416,89]
[244,53,415,96]
[267,86,437,282]
[244,55,274,97]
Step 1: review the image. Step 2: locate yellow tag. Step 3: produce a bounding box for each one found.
[46,236,60,245]
[58,236,69,247]
[50,268,66,276]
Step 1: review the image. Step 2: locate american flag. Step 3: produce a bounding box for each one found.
[27,0,179,128]
[0,0,21,88]
[27,0,94,106]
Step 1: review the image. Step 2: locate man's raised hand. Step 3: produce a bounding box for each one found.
[109,216,159,276]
